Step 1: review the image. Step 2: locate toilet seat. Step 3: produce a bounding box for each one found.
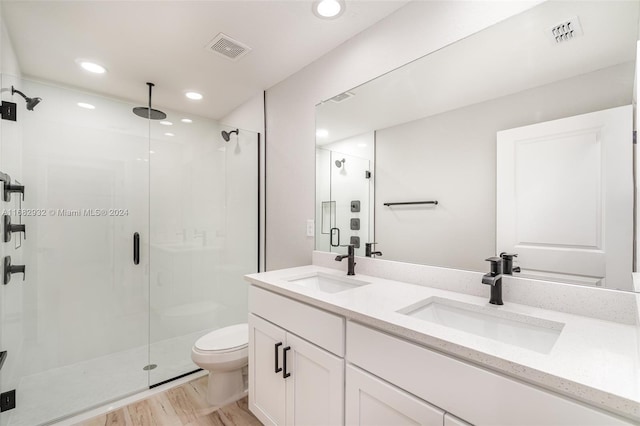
[194,323,248,353]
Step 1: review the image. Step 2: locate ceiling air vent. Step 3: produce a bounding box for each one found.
[548,16,583,44]
[206,33,252,61]
[329,92,355,103]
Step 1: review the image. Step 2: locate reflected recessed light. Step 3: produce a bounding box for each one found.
[313,0,345,19]
[76,60,107,74]
[316,129,329,138]
[77,102,95,110]
[181,118,193,123]
[357,143,367,148]
[164,133,175,137]
[185,92,203,100]
[149,150,156,154]
[160,121,173,126]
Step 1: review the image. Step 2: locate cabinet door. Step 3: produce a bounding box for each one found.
[444,413,473,426]
[249,314,287,426]
[346,365,444,426]
[285,333,344,425]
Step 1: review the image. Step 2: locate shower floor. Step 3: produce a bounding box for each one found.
[6,329,212,426]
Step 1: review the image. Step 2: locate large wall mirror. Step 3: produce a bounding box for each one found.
[315,1,640,291]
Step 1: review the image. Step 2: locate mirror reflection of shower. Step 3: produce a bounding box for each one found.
[11,85,41,111]
[221,128,239,142]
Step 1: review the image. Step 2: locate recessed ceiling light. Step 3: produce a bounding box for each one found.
[160,121,173,126]
[149,150,156,154]
[313,0,345,19]
[181,118,193,123]
[164,133,175,137]
[77,102,95,109]
[76,60,107,74]
[357,143,367,148]
[316,129,329,138]
[185,92,203,100]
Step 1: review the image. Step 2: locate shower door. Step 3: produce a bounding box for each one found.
[0,78,151,426]
[148,120,259,385]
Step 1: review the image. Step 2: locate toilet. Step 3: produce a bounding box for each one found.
[191,323,248,406]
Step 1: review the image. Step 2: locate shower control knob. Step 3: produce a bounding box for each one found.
[3,256,25,285]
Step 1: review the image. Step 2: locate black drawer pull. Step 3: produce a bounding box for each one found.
[133,232,140,265]
[274,342,282,373]
[283,346,291,379]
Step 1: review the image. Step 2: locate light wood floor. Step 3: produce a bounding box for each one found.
[76,376,262,426]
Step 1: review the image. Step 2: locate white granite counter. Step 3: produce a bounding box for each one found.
[245,264,640,423]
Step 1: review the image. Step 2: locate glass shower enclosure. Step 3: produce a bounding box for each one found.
[0,77,258,426]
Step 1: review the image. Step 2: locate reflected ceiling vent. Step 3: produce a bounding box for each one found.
[206,33,252,61]
[329,91,355,103]
[548,16,583,44]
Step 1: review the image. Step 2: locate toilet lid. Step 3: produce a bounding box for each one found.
[195,323,248,352]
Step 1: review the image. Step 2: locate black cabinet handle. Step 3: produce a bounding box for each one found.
[133,232,140,265]
[283,346,291,379]
[274,342,282,373]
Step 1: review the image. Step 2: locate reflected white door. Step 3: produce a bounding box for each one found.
[497,105,633,290]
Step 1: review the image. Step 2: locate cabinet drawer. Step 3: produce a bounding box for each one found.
[347,322,633,426]
[249,285,345,356]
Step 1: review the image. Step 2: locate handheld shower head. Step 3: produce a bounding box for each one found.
[221,129,239,142]
[11,86,42,111]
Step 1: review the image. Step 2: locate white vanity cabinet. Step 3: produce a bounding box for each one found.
[248,286,345,426]
[347,322,633,426]
[346,364,445,425]
[247,281,636,426]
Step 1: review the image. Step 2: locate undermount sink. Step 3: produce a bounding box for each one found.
[398,297,564,354]
[285,272,370,293]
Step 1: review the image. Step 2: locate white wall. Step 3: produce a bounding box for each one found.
[0,12,24,416]
[376,62,634,272]
[264,0,542,270]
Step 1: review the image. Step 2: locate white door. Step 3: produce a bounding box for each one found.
[285,333,344,426]
[345,365,444,426]
[497,105,633,289]
[249,314,287,426]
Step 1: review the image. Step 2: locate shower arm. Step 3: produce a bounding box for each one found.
[11,87,28,102]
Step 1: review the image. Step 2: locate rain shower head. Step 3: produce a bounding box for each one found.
[133,82,167,120]
[335,158,345,168]
[221,129,239,142]
[11,86,42,111]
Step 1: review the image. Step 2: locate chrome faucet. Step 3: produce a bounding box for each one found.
[335,244,356,275]
[482,256,503,305]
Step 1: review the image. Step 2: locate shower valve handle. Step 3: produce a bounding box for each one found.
[3,183,24,202]
[3,256,25,285]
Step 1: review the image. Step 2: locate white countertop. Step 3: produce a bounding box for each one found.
[245,265,640,422]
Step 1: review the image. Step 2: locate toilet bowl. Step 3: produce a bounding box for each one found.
[191,323,248,406]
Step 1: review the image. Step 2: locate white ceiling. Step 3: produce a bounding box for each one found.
[1,0,409,120]
[316,0,640,144]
